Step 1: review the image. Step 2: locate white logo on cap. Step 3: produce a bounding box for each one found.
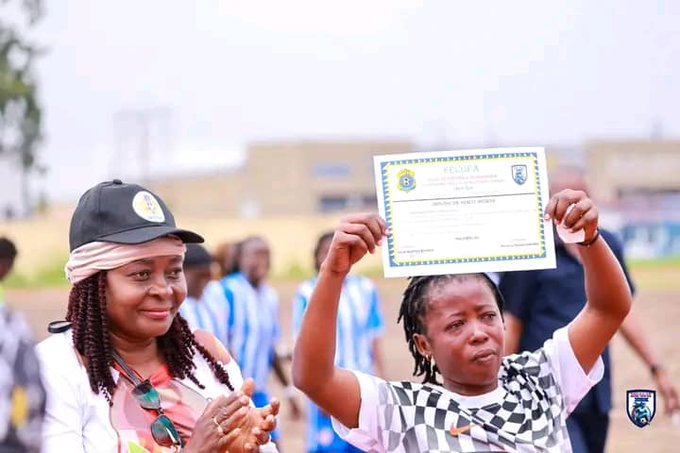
[132,191,165,223]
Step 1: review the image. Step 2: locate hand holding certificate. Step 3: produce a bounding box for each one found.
[373,147,556,278]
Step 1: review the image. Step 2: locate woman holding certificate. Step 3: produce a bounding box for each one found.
[292,188,632,452]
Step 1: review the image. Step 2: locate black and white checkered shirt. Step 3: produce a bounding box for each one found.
[333,326,603,452]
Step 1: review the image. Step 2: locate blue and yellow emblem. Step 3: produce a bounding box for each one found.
[626,389,656,428]
[397,169,416,192]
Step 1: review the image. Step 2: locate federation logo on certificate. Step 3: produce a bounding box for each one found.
[511,164,528,185]
[626,389,656,428]
[397,168,416,192]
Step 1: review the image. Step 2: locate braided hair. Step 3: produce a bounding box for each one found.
[66,271,233,405]
[397,273,504,385]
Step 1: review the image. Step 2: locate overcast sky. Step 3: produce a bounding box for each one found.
[30,0,680,200]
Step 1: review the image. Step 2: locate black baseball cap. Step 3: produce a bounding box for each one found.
[69,179,204,251]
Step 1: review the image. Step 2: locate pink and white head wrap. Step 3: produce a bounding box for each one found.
[65,236,187,284]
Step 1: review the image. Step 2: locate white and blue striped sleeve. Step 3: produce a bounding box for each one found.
[202,280,232,350]
[365,279,385,338]
[271,290,281,344]
[291,282,311,342]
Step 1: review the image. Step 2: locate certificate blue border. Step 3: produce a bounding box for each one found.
[381,152,547,268]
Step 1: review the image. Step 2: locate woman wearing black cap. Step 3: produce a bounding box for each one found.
[36,180,278,453]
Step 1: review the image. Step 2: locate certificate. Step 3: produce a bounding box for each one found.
[373,147,556,278]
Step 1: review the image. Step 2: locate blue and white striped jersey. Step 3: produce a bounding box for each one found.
[210,273,281,393]
[293,275,384,375]
[179,294,227,347]
[293,275,385,452]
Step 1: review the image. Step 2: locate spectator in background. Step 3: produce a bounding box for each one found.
[179,244,228,348]
[213,241,241,279]
[0,238,45,452]
[218,236,301,445]
[500,165,679,453]
[293,231,385,453]
[0,237,18,306]
[0,306,46,452]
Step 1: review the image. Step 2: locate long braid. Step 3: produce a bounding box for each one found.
[159,316,198,384]
[160,314,234,392]
[398,273,504,386]
[180,316,234,392]
[67,272,115,403]
[97,273,114,400]
[191,340,234,391]
[398,275,445,385]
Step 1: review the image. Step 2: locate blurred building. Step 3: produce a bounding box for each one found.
[151,140,412,218]
[148,170,242,217]
[150,138,680,260]
[0,154,25,221]
[586,140,680,259]
[586,140,679,203]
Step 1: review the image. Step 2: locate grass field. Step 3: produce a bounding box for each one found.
[0,209,385,288]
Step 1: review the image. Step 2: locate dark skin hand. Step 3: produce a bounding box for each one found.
[183,392,249,453]
[183,379,279,453]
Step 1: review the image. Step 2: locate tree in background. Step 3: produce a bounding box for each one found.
[0,0,43,217]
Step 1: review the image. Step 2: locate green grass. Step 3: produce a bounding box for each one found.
[273,260,314,281]
[5,256,379,288]
[628,256,680,291]
[629,255,680,269]
[272,261,386,281]
[6,253,679,290]
[4,255,70,289]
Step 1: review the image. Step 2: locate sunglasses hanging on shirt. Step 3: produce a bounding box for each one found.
[111,350,184,449]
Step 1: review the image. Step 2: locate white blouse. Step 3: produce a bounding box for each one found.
[36,331,277,453]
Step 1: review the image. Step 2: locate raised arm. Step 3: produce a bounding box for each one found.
[292,214,387,429]
[544,189,632,374]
